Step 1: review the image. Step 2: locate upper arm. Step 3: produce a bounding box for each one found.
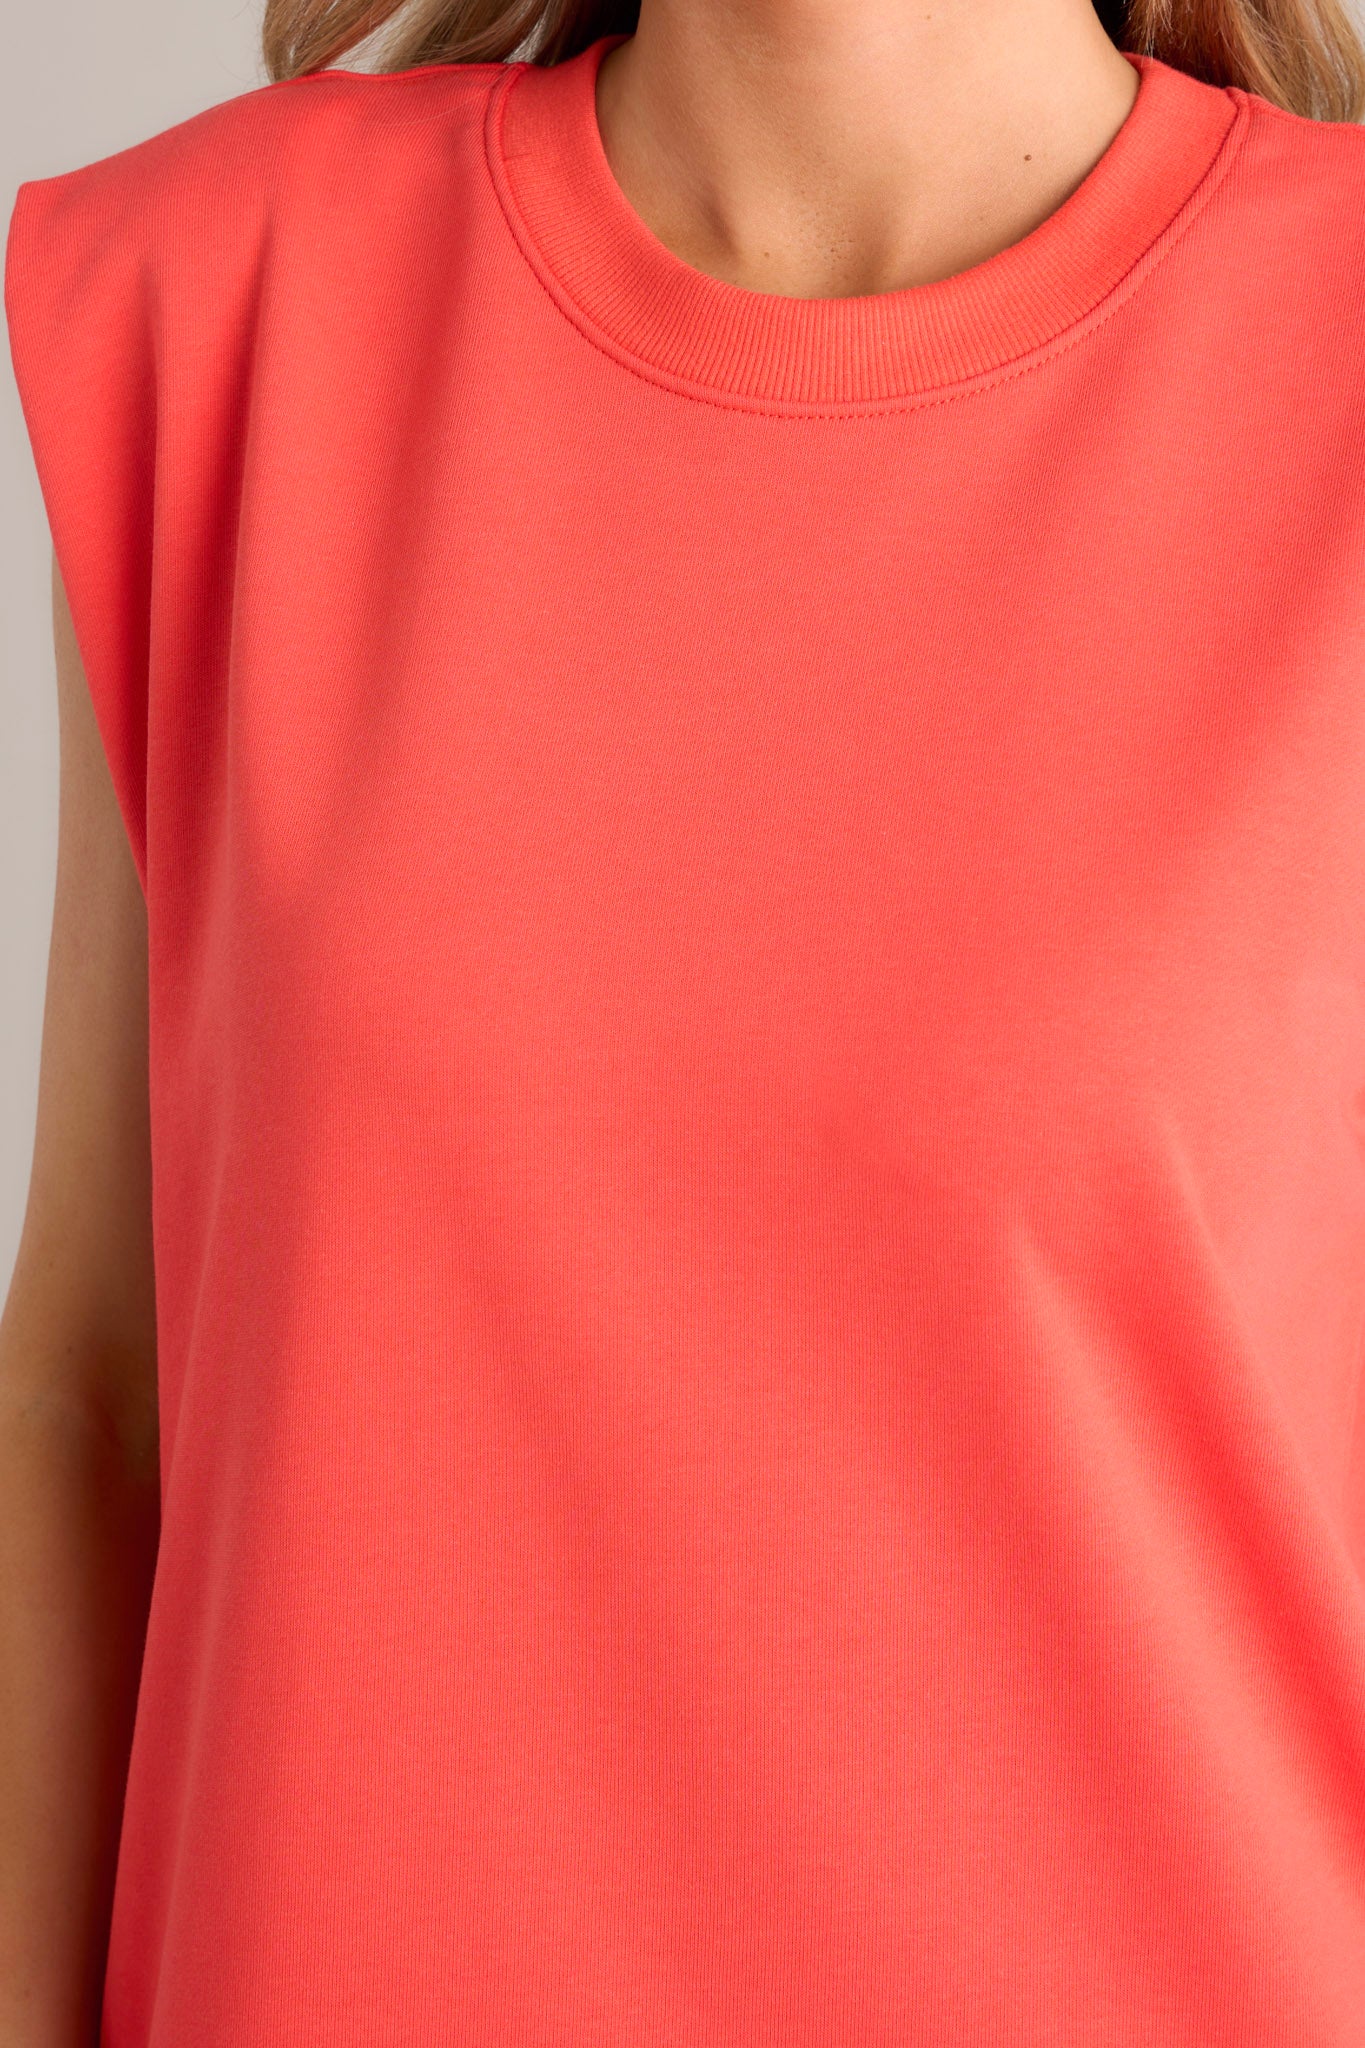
[0,552,156,1477]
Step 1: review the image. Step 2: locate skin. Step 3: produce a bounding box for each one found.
[595,0,1140,299]
[0,557,157,2047]
[1,2,1140,2035]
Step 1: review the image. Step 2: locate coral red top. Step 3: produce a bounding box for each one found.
[8,31,1365,2044]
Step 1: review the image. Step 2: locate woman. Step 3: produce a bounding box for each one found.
[4,0,1365,2037]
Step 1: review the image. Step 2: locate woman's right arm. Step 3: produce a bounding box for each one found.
[0,551,159,2048]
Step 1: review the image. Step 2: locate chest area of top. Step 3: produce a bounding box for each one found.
[204,354,1360,903]
[152,291,1365,1087]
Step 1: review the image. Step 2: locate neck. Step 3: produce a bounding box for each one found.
[593,0,1142,298]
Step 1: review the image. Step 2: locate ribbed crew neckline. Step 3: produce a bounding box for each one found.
[488,33,1246,410]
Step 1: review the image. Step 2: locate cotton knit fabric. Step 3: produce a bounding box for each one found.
[7,31,1365,2044]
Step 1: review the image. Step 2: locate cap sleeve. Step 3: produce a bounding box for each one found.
[6,168,158,892]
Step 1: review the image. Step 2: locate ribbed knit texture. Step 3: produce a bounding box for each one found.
[493,34,1241,406]
[6,34,1365,2045]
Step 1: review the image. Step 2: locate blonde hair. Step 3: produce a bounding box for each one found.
[263,0,1365,120]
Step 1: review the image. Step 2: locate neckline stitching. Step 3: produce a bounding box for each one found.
[486,63,1252,420]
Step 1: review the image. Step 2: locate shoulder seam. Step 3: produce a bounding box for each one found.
[1226,83,1365,136]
